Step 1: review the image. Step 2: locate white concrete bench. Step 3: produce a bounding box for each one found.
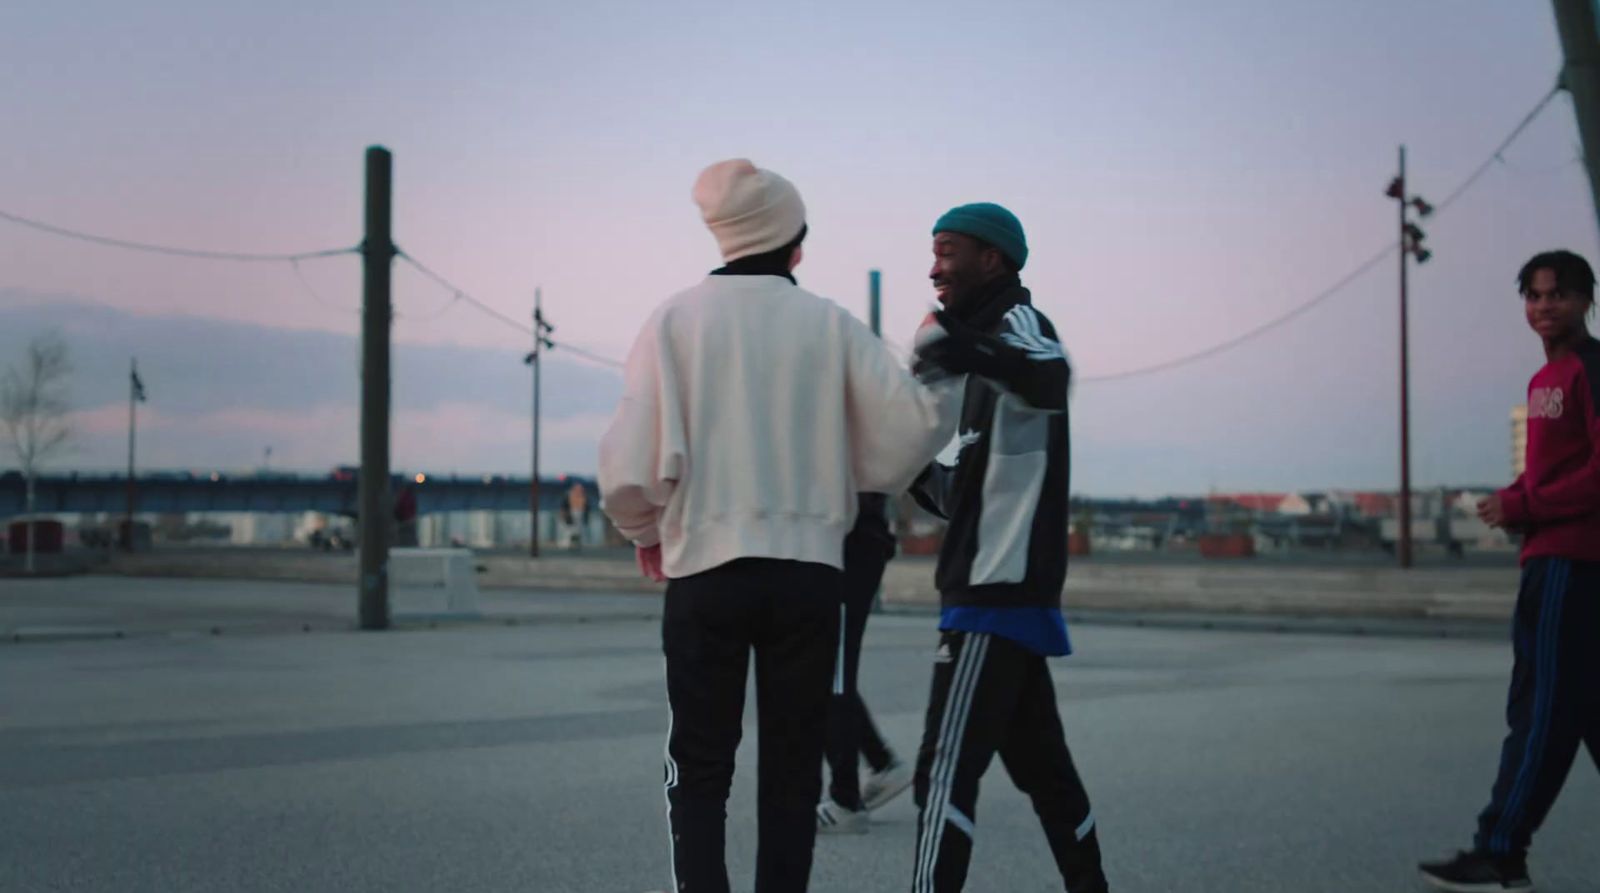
[389,548,481,618]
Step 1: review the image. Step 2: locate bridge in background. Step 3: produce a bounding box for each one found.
[0,471,597,518]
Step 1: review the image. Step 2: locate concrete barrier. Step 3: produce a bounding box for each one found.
[389,548,480,618]
[99,547,1521,624]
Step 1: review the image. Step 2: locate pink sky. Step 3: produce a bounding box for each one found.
[2,1,1595,494]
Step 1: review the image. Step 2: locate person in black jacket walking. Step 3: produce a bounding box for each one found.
[906,203,1109,893]
[816,493,916,834]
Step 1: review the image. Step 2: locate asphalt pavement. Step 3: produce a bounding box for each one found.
[2,579,1597,892]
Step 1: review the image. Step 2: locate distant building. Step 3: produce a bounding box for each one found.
[1277,493,1313,516]
[1350,491,1397,519]
[1511,404,1528,477]
[1207,492,1328,517]
[1208,493,1290,514]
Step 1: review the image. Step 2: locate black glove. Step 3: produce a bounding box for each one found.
[912,309,1022,383]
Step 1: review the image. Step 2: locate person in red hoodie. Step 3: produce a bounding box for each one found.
[1420,249,1600,893]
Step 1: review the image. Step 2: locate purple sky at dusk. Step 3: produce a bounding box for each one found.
[2,1,1596,496]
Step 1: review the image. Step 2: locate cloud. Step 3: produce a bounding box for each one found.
[1,291,621,474]
[388,404,613,474]
[1,283,1533,495]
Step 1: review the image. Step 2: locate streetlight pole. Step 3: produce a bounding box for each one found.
[125,357,144,551]
[525,287,553,557]
[1386,146,1432,569]
[1397,146,1412,569]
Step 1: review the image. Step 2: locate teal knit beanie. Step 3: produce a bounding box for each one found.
[932,202,1027,270]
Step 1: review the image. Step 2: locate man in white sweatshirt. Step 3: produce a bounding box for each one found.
[599,159,961,893]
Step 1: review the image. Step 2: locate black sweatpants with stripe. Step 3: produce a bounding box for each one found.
[911,630,1107,893]
[1474,556,1600,857]
[663,558,842,893]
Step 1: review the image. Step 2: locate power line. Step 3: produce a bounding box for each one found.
[2,203,620,363]
[396,249,628,369]
[1433,81,1563,214]
[289,257,362,316]
[552,342,625,369]
[1079,245,1396,383]
[1494,153,1583,177]
[1079,79,1563,385]
[0,207,358,263]
[386,257,468,321]
[396,291,464,323]
[395,250,534,335]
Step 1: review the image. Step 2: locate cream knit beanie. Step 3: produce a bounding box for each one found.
[692,159,807,262]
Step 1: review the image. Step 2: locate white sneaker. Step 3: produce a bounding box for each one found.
[861,760,913,811]
[816,797,869,834]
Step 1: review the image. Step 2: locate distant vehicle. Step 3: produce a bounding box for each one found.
[79,524,116,549]
[308,528,355,551]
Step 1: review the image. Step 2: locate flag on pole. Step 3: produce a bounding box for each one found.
[131,366,146,402]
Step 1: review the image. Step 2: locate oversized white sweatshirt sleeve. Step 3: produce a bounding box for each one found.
[843,315,963,494]
[597,310,687,548]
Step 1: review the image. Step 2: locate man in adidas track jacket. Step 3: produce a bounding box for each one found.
[906,203,1109,893]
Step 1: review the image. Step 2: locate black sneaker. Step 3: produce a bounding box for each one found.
[1418,850,1533,892]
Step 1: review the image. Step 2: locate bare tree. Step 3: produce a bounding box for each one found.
[1,333,72,572]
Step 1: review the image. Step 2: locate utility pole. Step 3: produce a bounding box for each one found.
[1551,0,1600,239]
[524,288,554,557]
[125,358,145,551]
[359,146,395,631]
[1385,147,1433,569]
